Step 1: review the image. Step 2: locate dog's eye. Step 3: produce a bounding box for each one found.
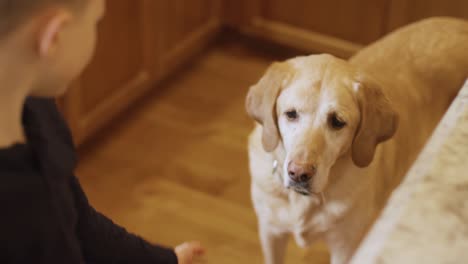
[329,113,346,130]
[285,110,299,121]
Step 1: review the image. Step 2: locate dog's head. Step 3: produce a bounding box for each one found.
[246,54,398,195]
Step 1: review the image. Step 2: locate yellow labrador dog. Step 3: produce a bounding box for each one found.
[246,17,468,264]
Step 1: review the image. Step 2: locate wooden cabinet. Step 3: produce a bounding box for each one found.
[157,0,221,78]
[241,0,386,57]
[261,0,387,44]
[61,0,466,145]
[387,0,468,31]
[227,0,468,58]
[225,0,386,58]
[63,0,148,144]
[143,0,221,79]
[61,0,221,145]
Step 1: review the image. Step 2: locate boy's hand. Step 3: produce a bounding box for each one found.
[175,241,205,264]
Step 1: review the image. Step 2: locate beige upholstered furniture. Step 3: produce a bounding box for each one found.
[351,79,468,264]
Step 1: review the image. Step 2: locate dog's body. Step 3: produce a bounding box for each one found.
[247,18,468,264]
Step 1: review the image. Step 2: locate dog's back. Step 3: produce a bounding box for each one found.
[352,17,468,106]
[351,17,468,204]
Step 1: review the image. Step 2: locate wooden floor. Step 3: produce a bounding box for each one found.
[77,36,330,264]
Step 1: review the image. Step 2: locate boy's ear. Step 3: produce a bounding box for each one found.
[37,11,71,57]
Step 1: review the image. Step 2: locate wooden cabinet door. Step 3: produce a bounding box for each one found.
[62,0,149,145]
[156,0,222,78]
[61,0,222,145]
[239,0,390,58]
[387,0,468,31]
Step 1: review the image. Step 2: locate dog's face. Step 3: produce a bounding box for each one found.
[246,54,398,196]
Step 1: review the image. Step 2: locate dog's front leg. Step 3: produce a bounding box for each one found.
[259,223,289,264]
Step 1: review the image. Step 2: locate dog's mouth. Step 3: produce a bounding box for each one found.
[284,178,327,204]
[287,181,311,196]
[287,183,328,206]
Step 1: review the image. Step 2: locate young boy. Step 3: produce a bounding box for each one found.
[0,0,204,263]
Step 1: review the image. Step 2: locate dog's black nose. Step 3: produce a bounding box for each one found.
[288,161,316,183]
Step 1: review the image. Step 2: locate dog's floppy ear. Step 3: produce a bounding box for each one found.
[246,62,294,152]
[352,74,399,167]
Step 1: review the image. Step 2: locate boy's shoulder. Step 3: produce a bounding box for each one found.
[23,98,72,143]
[23,97,77,171]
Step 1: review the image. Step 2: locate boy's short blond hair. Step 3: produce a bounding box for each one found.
[0,0,85,38]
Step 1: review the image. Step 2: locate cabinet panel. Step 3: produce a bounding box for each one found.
[80,0,144,114]
[61,0,222,145]
[158,0,222,77]
[231,0,467,58]
[262,0,388,45]
[164,0,215,49]
[62,0,149,144]
[388,0,468,31]
[236,0,391,58]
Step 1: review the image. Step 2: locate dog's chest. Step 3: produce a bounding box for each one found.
[296,200,350,246]
[261,193,350,247]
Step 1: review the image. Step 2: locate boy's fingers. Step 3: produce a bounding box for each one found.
[194,247,205,255]
[188,241,205,255]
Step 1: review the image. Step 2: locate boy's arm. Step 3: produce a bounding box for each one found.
[23,98,178,264]
[70,175,179,264]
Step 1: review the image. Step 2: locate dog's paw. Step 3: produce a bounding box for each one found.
[293,231,312,248]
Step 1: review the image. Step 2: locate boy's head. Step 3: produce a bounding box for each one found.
[0,0,105,97]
